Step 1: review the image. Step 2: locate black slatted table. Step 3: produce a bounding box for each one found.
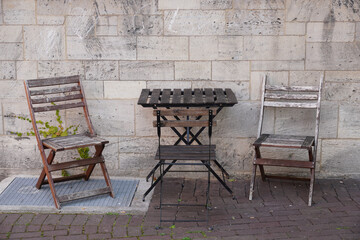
[138,88,238,200]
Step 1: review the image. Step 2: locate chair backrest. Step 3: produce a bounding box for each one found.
[153,108,216,144]
[24,75,95,144]
[257,75,324,153]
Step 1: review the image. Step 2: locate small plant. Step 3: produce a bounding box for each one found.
[9,104,86,177]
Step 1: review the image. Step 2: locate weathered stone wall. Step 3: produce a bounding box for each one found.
[0,0,360,178]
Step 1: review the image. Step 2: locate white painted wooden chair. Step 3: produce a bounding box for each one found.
[249,75,324,206]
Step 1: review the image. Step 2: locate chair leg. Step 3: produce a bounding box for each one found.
[159,162,164,228]
[255,147,266,181]
[249,163,257,201]
[36,150,55,189]
[206,161,211,225]
[99,162,114,198]
[85,144,104,181]
[308,168,315,206]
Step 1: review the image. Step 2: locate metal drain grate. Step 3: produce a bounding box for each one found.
[0,177,139,207]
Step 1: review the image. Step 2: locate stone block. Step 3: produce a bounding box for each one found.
[0,61,15,80]
[135,105,155,137]
[38,61,84,78]
[82,81,103,100]
[16,61,37,80]
[212,61,250,81]
[339,104,360,138]
[307,22,355,42]
[285,22,305,35]
[104,81,146,99]
[118,153,156,176]
[190,36,243,60]
[97,136,119,174]
[37,16,65,25]
[0,43,23,60]
[120,61,174,80]
[146,81,191,89]
[66,15,96,38]
[324,82,360,102]
[250,71,288,100]
[213,102,260,138]
[37,0,95,15]
[0,81,26,99]
[234,0,285,9]
[226,10,284,35]
[96,0,160,15]
[3,0,35,24]
[274,102,337,138]
[96,16,118,36]
[192,81,249,100]
[251,61,304,71]
[0,104,2,135]
[244,36,305,60]
[175,61,211,80]
[67,36,136,60]
[0,136,41,169]
[85,61,118,80]
[87,99,135,136]
[118,15,163,35]
[286,0,360,22]
[289,71,323,86]
[159,0,201,9]
[213,137,254,173]
[321,139,360,175]
[118,137,157,154]
[137,37,188,60]
[164,10,225,35]
[0,26,22,42]
[356,22,360,41]
[326,71,360,82]
[0,1,2,24]
[200,0,232,9]
[24,26,65,60]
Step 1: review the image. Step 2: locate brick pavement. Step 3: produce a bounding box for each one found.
[0,177,359,239]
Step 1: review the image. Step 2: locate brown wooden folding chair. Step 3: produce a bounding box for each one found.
[249,74,324,206]
[24,75,114,209]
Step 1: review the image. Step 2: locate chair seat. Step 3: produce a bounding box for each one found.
[43,134,109,151]
[253,134,314,149]
[155,145,216,160]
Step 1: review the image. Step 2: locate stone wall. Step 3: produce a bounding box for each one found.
[0,0,360,178]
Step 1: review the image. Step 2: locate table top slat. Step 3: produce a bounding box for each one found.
[204,88,214,104]
[172,89,182,105]
[138,89,150,105]
[225,88,237,104]
[149,89,161,105]
[214,88,227,104]
[194,88,203,105]
[160,89,171,104]
[183,89,193,105]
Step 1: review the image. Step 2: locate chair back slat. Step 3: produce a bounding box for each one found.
[265,85,319,92]
[29,85,81,96]
[27,75,80,88]
[31,93,83,104]
[264,93,318,100]
[33,102,85,113]
[263,102,317,109]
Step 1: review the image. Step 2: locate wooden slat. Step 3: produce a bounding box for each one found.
[266,85,319,92]
[58,186,111,203]
[43,173,86,185]
[183,89,192,104]
[254,158,315,169]
[47,156,104,172]
[30,85,81,96]
[264,93,318,100]
[225,88,238,104]
[149,89,161,104]
[33,102,85,112]
[253,134,270,146]
[267,134,308,141]
[172,89,182,104]
[27,75,79,88]
[138,89,150,105]
[302,136,315,148]
[214,88,226,104]
[153,109,216,116]
[43,134,108,151]
[194,88,203,104]
[155,145,216,160]
[153,120,216,128]
[160,89,171,104]
[31,93,83,104]
[204,88,214,104]
[157,145,216,150]
[263,101,317,108]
